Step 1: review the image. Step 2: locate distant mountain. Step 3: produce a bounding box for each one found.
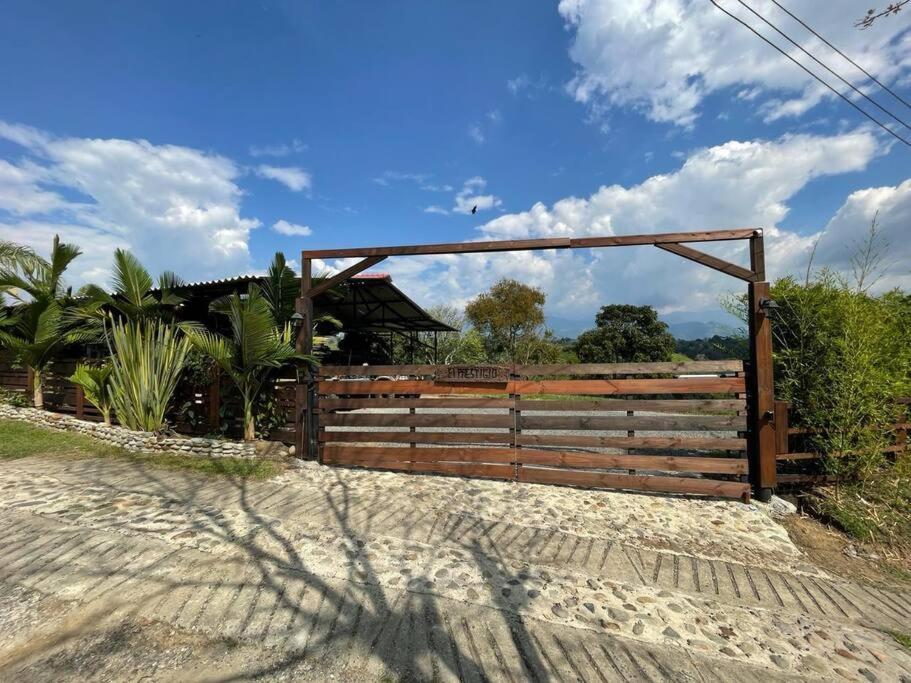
[666,320,739,340]
[546,310,742,341]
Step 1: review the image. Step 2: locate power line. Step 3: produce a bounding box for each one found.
[737,0,911,131]
[769,0,911,111]
[708,0,911,147]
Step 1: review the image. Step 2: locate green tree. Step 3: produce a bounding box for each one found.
[465,279,547,362]
[78,248,185,324]
[574,304,675,363]
[0,236,90,408]
[186,285,311,441]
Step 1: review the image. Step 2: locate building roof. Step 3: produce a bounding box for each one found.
[168,272,454,333]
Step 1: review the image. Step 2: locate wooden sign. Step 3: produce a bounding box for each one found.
[437,365,510,383]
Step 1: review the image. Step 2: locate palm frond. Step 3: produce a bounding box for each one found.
[111,249,154,308]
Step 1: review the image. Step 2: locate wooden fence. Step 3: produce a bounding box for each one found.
[774,397,910,485]
[0,355,298,441]
[315,361,752,501]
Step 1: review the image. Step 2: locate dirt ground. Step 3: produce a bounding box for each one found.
[782,512,911,589]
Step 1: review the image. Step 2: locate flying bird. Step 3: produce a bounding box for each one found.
[471,205,478,215]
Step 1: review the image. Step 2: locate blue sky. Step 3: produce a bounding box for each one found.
[1,1,909,333]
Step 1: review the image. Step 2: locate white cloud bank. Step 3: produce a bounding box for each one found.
[0,121,260,285]
[343,128,908,321]
[558,0,911,126]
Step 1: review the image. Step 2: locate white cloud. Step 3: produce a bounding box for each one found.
[373,171,452,192]
[345,129,899,324]
[256,165,312,192]
[272,219,313,236]
[468,124,485,144]
[558,0,911,126]
[811,179,911,291]
[424,205,449,215]
[0,121,260,286]
[249,138,306,157]
[507,74,532,95]
[453,176,503,215]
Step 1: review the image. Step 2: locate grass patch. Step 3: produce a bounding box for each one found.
[887,630,911,650]
[0,419,126,460]
[0,418,282,480]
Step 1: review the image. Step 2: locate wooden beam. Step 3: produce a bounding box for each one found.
[302,229,758,259]
[307,255,387,299]
[750,231,766,281]
[655,243,758,282]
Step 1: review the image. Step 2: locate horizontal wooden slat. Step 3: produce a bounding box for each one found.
[518,467,749,499]
[519,414,745,432]
[513,377,745,395]
[516,434,746,450]
[516,398,744,412]
[318,380,510,395]
[513,361,743,376]
[516,449,747,474]
[321,431,513,445]
[320,413,512,428]
[322,446,515,464]
[318,377,745,397]
[775,452,819,461]
[320,397,514,410]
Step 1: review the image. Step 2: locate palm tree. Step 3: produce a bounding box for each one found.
[187,285,311,441]
[0,236,90,408]
[79,248,185,323]
[261,251,341,349]
[70,363,114,425]
[0,241,41,273]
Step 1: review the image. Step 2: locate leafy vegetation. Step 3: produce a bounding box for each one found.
[675,335,748,360]
[187,285,307,441]
[464,278,567,363]
[109,320,191,432]
[78,248,185,323]
[575,304,675,363]
[70,363,115,425]
[0,236,92,408]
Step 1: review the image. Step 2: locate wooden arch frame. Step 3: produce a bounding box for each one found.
[296,228,776,501]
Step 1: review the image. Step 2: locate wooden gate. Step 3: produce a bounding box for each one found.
[314,361,751,501]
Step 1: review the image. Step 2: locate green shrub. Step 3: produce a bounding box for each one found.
[70,363,115,425]
[769,272,911,480]
[109,320,190,432]
[0,386,30,408]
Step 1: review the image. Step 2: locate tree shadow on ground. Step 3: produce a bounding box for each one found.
[1,456,566,681]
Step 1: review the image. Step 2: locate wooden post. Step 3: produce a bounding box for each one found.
[75,384,84,419]
[747,279,776,501]
[511,390,521,481]
[208,368,221,432]
[295,257,315,460]
[773,400,789,456]
[627,410,636,475]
